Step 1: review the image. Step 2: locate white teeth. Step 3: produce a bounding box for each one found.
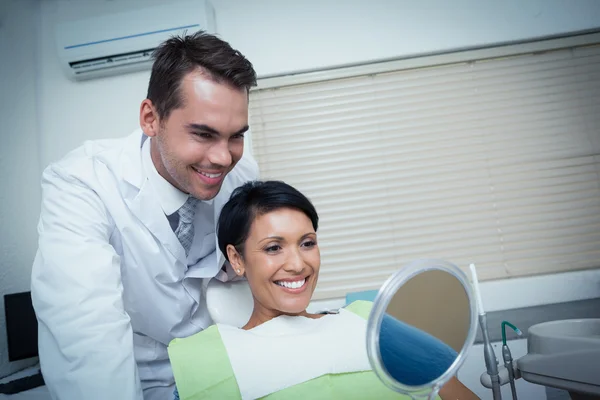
[198,171,222,179]
[275,279,306,289]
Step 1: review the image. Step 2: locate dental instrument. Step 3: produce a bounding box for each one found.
[469,263,502,400]
[501,321,522,400]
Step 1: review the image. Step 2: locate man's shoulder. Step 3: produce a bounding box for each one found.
[43,130,141,184]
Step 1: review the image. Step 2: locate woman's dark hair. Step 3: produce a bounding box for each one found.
[217,180,319,261]
[147,30,257,120]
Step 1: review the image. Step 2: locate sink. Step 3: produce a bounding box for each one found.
[517,319,600,397]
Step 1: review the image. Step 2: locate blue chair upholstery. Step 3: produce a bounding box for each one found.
[345,289,379,305]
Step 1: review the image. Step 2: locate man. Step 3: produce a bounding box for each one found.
[30,31,258,400]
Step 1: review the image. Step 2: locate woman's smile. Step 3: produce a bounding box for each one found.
[273,276,310,293]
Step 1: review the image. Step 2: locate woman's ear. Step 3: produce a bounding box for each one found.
[226,245,245,276]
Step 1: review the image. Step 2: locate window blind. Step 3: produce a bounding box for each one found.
[248,41,600,300]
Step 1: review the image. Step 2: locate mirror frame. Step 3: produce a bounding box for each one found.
[366,259,478,398]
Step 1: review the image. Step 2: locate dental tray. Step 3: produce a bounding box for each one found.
[517,318,600,397]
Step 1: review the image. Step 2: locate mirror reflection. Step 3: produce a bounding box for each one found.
[379,270,471,387]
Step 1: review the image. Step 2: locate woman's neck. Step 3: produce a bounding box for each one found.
[242,303,322,330]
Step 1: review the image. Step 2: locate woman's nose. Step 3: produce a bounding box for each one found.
[284,249,304,273]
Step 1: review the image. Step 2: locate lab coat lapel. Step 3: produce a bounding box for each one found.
[120,131,187,264]
[129,180,187,263]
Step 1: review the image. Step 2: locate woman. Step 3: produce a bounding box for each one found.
[169,180,479,400]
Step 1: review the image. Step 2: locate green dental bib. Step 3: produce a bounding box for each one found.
[168,301,441,400]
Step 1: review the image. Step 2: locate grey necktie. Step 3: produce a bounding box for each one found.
[174,196,200,256]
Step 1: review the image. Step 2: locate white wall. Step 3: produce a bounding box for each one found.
[36,0,153,171]
[38,0,600,168]
[0,0,43,379]
[1,0,599,387]
[218,0,600,77]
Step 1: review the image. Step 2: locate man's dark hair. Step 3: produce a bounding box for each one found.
[147,30,257,120]
[217,180,319,261]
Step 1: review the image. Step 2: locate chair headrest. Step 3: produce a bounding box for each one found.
[206,279,253,328]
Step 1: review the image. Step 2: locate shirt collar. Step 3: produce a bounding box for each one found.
[142,136,190,216]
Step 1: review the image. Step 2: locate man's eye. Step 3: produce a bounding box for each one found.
[194,132,213,139]
[232,134,245,140]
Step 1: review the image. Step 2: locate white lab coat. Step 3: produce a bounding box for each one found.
[30,129,259,400]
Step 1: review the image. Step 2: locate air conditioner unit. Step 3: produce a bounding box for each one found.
[55,0,216,81]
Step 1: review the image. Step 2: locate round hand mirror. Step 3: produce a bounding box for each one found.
[366,259,478,400]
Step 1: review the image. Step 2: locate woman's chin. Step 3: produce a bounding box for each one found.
[278,299,310,315]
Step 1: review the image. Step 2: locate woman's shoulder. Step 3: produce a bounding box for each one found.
[344,300,374,319]
[169,324,220,348]
[168,325,241,399]
[168,325,226,373]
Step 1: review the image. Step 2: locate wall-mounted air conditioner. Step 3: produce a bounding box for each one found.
[55,0,216,81]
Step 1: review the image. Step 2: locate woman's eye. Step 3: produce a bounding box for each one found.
[265,245,281,253]
[302,240,316,248]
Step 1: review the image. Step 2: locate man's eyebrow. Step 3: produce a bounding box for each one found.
[235,125,250,136]
[186,124,220,135]
[186,123,249,136]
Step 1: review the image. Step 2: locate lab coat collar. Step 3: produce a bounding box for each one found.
[120,130,187,263]
[119,129,229,269]
[141,136,188,217]
[121,129,147,190]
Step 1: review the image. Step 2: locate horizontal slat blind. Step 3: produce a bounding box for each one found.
[249,44,600,300]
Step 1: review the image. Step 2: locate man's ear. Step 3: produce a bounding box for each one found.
[139,99,160,137]
[226,245,245,276]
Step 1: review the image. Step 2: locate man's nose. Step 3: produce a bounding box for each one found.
[208,140,233,167]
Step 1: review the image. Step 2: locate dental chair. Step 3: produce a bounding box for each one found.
[206,281,376,328]
[206,279,253,327]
